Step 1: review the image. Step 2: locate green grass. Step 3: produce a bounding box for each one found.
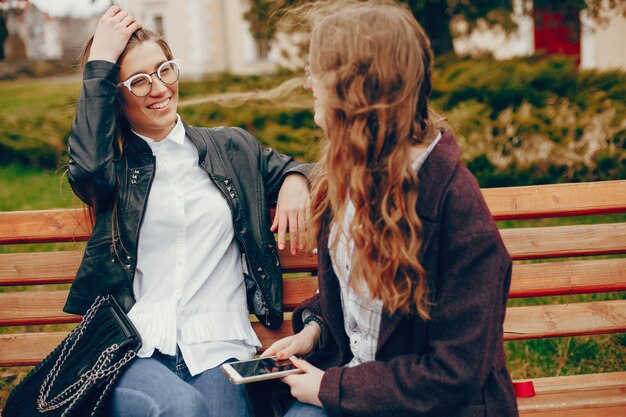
[499,214,626,379]
[0,78,80,115]
[0,164,75,211]
[0,78,79,168]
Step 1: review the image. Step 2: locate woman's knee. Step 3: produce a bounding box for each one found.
[110,377,210,417]
[166,387,210,417]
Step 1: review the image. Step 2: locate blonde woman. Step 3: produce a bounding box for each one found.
[263,2,519,416]
[65,6,310,416]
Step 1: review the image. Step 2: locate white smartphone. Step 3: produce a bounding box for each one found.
[221,356,302,384]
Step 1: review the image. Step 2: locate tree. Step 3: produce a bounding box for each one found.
[404,0,516,55]
[242,0,517,56]
[0,11,9,60]
[243,0,292,59]
[242,0,626,57]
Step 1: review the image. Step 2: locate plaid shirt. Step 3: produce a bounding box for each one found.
[330,132,441,367]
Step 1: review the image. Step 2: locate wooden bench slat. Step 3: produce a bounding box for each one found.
[529,371,626,393]
[4,250,624,301]
[3,220,626,264]
[0,325,294,367]
[2,180,625,245]
[0,332,69,367]
[482,180,626,220]
[0,251,316,287]
[4,291,626,342]
[519,406,626,417]
[0,251,83,285]
[501,223,626,260]
[0,291,81,326]
[0,249,316,287]
[509,258,626,298]
[0,209,92,244]
[0,279,319,326]
[504,300,626,341]
[278,251,318,272]
[516,372,626,416]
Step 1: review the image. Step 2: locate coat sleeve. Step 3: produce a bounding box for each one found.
[67,60,119,210]
[318,171,512,417]
[230,127,313,203]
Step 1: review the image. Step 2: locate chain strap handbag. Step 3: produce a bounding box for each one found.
[3,295,142,417]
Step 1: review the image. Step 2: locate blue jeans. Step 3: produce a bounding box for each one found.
[284,401,329,417]
[108,350,250,417]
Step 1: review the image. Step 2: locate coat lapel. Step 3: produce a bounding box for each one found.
[317,221,351,357]
[377,130,460,352]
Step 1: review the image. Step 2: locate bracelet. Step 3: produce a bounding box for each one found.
[303,315,323,330]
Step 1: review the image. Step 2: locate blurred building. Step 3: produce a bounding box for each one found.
[579,8,626,70]
[453,0,626,71]
[1,0,97,62]
[123,0,278,77]
[3,0,624,74]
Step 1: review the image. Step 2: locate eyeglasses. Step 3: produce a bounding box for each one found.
[304,64,312,89]
[117,59,181,97]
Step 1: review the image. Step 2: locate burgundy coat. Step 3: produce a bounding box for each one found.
[292,131,519,417]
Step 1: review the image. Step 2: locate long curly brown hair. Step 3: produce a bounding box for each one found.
[308,1,444,319]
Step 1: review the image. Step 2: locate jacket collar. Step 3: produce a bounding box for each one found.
[416,129,461,222]
[123,118,208,167]
[378,129,461,350]
[183,121,209,168]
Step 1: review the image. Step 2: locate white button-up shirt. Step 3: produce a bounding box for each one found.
[128,116,260,376]
[330,132,441,367]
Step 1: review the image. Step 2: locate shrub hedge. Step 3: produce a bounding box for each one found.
[1,55,624,187]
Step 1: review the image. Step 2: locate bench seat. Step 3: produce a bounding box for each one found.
[1,180,626,416]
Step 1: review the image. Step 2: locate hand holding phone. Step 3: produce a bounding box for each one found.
[221,356,302,384]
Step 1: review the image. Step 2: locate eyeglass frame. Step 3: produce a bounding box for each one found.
[117,58,181,97]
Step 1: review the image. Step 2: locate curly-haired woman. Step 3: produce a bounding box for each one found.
[263,1,519,416]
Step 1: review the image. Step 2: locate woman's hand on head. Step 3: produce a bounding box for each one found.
[88,6,141,63]
[271,173,310,255]
[260,324,320,360]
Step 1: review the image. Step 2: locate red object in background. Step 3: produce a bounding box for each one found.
[534,5,580,65]
[513,380,537,398]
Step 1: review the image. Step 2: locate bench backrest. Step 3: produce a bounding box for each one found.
[1,180,626,367]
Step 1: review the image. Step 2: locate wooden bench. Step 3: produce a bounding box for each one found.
[1,180,626,416]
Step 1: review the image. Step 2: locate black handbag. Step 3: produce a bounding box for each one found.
[3,295,142,417]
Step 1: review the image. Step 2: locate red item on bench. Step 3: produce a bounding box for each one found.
[513,380,536,397]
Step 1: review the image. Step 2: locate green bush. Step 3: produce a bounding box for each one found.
[1,55,625,186]
[432,55,626,185]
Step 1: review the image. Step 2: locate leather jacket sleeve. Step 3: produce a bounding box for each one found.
[67,60,119,210]
[230,126,313,203]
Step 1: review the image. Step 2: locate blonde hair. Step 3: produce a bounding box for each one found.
[306,1,443,319]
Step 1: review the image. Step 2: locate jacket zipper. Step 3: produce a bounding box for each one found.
[205,168,271,327]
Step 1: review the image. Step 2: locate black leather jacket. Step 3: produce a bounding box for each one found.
[64,60,310,329]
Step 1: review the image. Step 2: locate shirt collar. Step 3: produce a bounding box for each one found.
[133,114,185,146]
[411,130,442,173]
